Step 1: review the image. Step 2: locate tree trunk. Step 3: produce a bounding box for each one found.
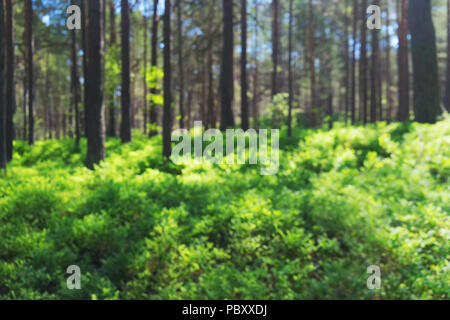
[107,0,117,137]
[25,0,35,145]
[143,4,148,134]
[0,0,6,168]
[220,0,235,130]
[386,0,393,122]
[370,0,380,123]
[343,0,350,124]
[287,0,293,137]
[241,0,249,130]
[177,1,185,129]
[397,0,410,122]
[207,46,216,129]
[120,0,132,143]
[308,0,316,127]
[360,0,368,125]
[5,0,15,161]
[445,0,450,112]
[409,0,441,123]
[70,18,81,147]
[271,0,279,97]
[252,0,259,129]
[149,0,160,137]
[85,0,106,169]
[81,0,88,137]
[351,0,358,125]
[163,0,172,158]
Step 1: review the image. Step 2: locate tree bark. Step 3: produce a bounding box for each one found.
[397,0,410,122]
[271,0,279,97]
[120,0,132,143]
[308,0,316,127]
[25,0,35,145]
[0,0,6,168]
[107,0,117,137]
[445,0,450,112]
[343,0,350,124]
[163,0,172,158]
[70,11,81,147]
[360,0,368,125]
[252,0,259,129]
[149,0,160,137]
[85,0,106,169]
[177,1,185,129]
[287,0,293,137]
[370,0,380,123]
[386,0,393,122]
[241,0,249,130]
[220,0,235,130]
[351,0,358,125]
[409,0,441,123]
[81,0,88,137]
[5,0,15,161]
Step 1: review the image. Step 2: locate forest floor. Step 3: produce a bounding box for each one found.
[0,119,449,299]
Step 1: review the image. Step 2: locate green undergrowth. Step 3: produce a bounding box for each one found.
[0,120,448,300]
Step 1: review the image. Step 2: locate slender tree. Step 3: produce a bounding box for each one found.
[85,0,106,169]
[252,0,260,129]
[397,0,410,122]
[271,0,279,97]
[81,0,88,136]
[287,0,293,137]
[25,0,34,145]
[143,2,149,134]
[308,0,316,127]
[241,0,249,130]
[177,1,185,129]
[0,0,6,169]
[360,0,368,124]
[162,0,172,158]
[220,0,235,130]
[120,0,132,143]
[5,0,15,161]
[70,0,81,147]
[409,0,441,123]
[445,0,450,112]
[386,0,393,122]
[149,0,160,137]
[343,0,350,124]
[351,0,358,125]
[370,0,380,123]
[107,0,117,137]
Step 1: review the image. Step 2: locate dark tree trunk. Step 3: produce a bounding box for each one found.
[386,0,393,123]
[308,0,316,127]
[107,0,117,137]
[143,9,148,134]
[360,0,368,125]
[351,0,358,125]
[162,0,172,158]
[409,0,442,123]
[149,0,160,137]
[71,24,81,147]
[120,0,132,143]
[177,1,185,129]
[81,0,88,137]
[207,46,216,129]
[397,0,410,122]
[241,0,249,130]
[343,0,350,125]
[287,0,293,137]
[5,0,15,161]
[370,0,380,123]
[22,70,27,141]
[445,0,450,112]
[25,0,34,145]
[220,0,235,130]
[252,0,259,129]
[271,0,279,97]
[85,0,106,169]
[0,0,6,169]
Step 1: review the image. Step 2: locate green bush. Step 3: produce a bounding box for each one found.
[0,119,448,300]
